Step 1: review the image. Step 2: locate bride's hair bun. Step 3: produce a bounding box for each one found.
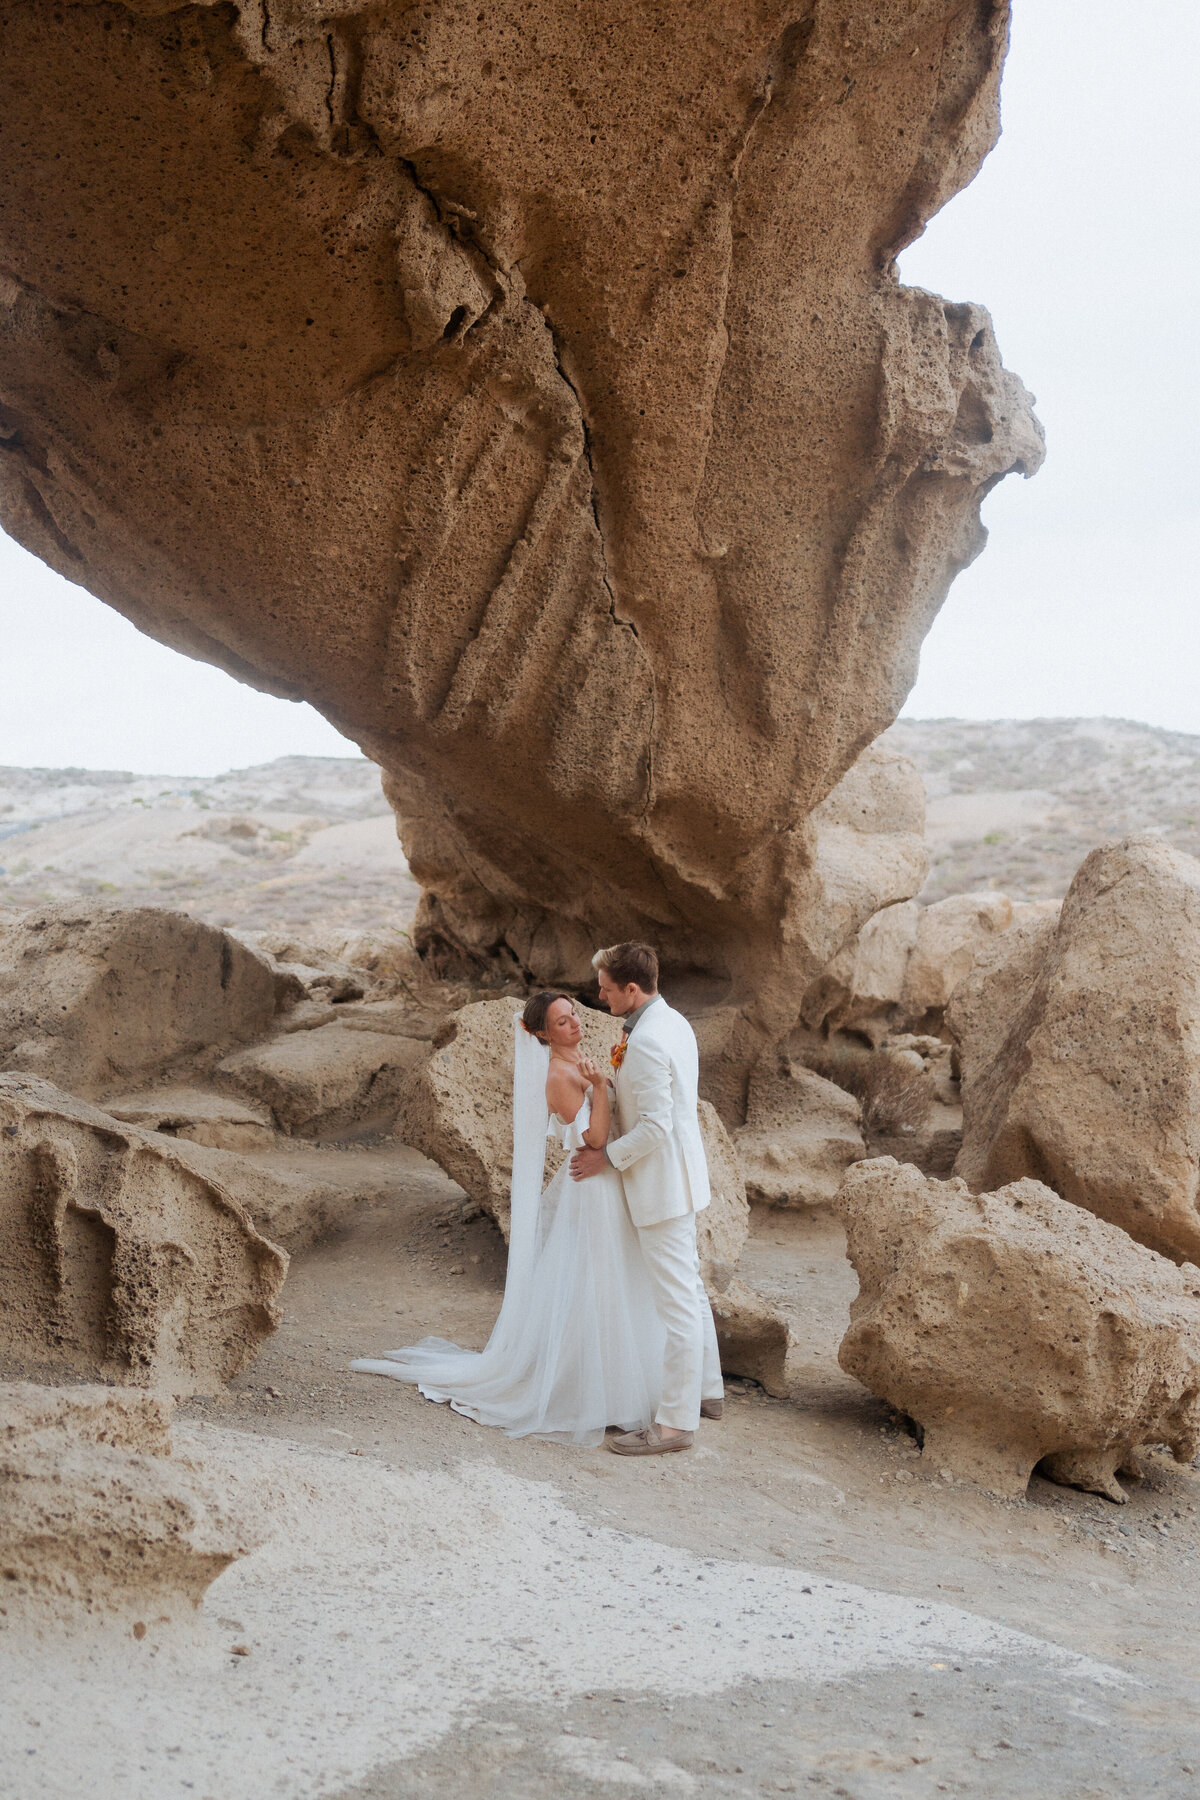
[521,990,572,1042]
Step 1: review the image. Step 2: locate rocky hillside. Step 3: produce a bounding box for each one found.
[3,720,1198,938]
[0,755,419,938]
[882,717,1200,902]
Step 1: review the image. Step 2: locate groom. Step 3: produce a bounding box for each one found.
[570,942,724,1455]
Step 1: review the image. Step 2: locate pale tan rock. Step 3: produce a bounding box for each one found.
[734,1059,865,1210]
[0,1382,256,1611]
[169,1136,434,1256]
[708,1279,796,1399]
[105,1085,277,1152]
[0,2,1039,1053]
[707,745,930,1113]
[803,889,1031,1047]
[951,840,1200,1264]
[694,1100,752,1290]
[948,913,1060,1179]
[216,1022,428,1139]
[900,891,1014,1023]
[801,900,920,1046]
[837,1158,1200,1500]
[0,1074,286,1395]
[0,904,277,1100]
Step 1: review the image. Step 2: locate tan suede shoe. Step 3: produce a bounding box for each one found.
[607,1425,694,1456]
[700,1397,724,1420]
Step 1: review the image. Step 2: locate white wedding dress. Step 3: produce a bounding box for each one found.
[351,1020,665,1447]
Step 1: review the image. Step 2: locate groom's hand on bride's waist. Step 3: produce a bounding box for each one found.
[569,1145,610,1181]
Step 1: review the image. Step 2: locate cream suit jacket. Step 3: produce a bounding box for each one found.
[605,998,711,1230]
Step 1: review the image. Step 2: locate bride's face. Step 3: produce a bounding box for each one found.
[543,998,582,1050]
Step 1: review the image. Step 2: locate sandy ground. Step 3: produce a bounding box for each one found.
[7,1164,1199,1800]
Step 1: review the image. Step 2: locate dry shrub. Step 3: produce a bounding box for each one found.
[800,1043,933,1136]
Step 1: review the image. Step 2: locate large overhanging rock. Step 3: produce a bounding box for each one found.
[0,0,1040,1055]
[838,1159,1200,1501]
[0,1383,257,1614]
[950,840,1200,1266]
[0,1073,286,1394]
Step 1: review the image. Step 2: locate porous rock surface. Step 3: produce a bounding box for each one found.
[0,905,277,1100]
[733,1057,865,1210]
[105,1085,278,1152]
[837,1158,1200,1500]
[950,840,1200,1265]
[0,1382,255,1612]
[801,889,1058,1045]
[0,1073,286,1394]
[0,0,1040,1055]
[216,1018,428,1138]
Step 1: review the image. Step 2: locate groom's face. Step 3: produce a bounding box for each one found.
[597,969,639,1017]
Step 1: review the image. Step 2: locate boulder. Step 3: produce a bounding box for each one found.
[900,890,1014,1025]
[0,1074,286,1395]
[693,1100,752,1290]
[104,1085,277,1152]
[950,840,1200,1264]
[837,1158,1200,1500]
[734,1059,865,1210]
[704,744,930,1115]
[0,0,1039,1050]
[0,904,277,1100]
[800,900,919,1046]
[708,1280,796,1399]
[0,1383,256,1612]
[802,889,1040,1046]
[168,1136,434,1257]
[216,1021,429,1138]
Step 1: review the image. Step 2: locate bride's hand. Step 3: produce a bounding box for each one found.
[579,1056,605,1089]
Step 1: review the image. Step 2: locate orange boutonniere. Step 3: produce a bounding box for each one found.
[610,1040,627,1074]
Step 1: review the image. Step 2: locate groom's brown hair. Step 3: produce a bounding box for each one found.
[592,941,659,992]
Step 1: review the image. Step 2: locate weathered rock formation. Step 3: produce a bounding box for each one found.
[0,905,277,1100]
[216,1016,429,1137]
[106,1085,278,1152]
[838,1159,1200,1501]
[0,1382,255,1612]
[0,1073,286,1394]
[733,1057,865,1210]
[0,0,1041,1068]
[801,890,1059,1046]
[950,840,1200,1265]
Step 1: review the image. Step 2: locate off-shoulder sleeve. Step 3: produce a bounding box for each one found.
[549,1092,592,1151]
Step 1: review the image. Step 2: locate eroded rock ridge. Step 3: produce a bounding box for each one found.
[0,0,1040,1055]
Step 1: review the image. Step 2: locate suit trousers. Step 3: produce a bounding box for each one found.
[635,1211,723,1431]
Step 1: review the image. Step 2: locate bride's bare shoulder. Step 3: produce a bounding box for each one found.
[545,1062,585,1122]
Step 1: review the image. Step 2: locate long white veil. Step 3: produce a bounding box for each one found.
[350,1013,550,1377]
[477,1015,549,1357]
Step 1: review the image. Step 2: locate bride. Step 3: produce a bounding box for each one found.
[350,992,665,1446]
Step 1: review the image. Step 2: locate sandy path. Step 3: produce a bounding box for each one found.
[5,1168,1200,1797]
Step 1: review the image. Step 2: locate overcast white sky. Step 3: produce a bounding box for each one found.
[0,0,1196,775]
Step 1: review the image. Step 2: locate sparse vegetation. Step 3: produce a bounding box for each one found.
[799,1042,933,1136]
